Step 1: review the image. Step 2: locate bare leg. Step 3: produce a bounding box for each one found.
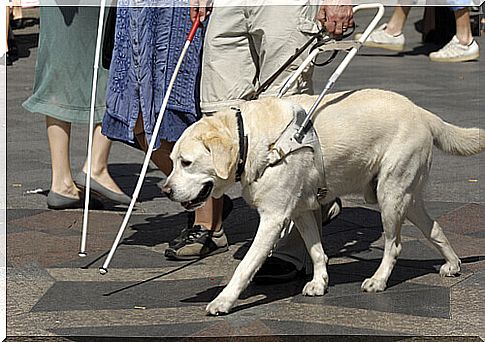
[454,8,473,45]
[385,6,412,36]
[134,115,222,230]
[194,196,223,231]
[46,116,80,199]
[81,124,124,194]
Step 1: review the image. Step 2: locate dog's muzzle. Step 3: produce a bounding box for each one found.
[180,181,214,210]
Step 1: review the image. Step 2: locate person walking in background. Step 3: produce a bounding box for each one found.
[23,6,131,209]
[102,5,232,260]
[358,5,479,62]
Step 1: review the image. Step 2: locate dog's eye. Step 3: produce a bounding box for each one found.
[181,160,192,168]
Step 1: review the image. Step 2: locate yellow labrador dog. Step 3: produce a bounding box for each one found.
[162,89,484,315]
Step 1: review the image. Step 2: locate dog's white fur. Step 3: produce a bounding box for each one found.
[164,89,485,315]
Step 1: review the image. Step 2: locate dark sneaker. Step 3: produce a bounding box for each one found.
[253,257,301,284]
[169,194,233,249]
[164,226,228,260]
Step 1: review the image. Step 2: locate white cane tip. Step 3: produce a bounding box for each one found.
[78,252,87,257]
[99,267,108,275]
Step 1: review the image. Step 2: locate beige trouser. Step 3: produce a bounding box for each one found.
[201,4,324,271]
[200,4,320,114]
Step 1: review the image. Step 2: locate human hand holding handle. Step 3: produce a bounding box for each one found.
[317,0,354,36]
[190,0,213,23]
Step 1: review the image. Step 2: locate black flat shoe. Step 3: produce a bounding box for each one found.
[46,191,104,210]
[47,191,83,210]
[74,171,131,205]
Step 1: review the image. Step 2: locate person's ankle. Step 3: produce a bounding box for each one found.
[192,223,221,232]
[51,180,80,198]
[384,24,403,37]
[456,34,473,46]
[83,165,108,178]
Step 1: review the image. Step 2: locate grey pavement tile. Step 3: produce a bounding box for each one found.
[421,202,468,221]
[7,224,32,234]
[6,208,47,222]
[261,319,403,336]
[436,203,484,237]
[193,319,275,337]
[8,231,88,268]
[48,322,213,337]
[7,264,56,316]
[51,244,178,269]
[31,277,224,312]
[466,230,485,239]
[293,282,450,319]
[7,210,120,235]
[450,271,485,335]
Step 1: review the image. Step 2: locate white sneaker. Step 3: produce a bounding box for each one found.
[429,36,480,62]
[355,24,405,52]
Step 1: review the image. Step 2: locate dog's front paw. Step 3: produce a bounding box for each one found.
[439,261,461,277]
[206,296,235,316]
[361,278,386,292]
[302,279,327,296]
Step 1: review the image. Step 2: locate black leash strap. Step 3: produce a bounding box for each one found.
[249,29,328,101]
[249,25,357,100]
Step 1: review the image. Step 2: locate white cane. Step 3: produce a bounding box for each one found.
[79,1,107,257]
[99,15,201,274]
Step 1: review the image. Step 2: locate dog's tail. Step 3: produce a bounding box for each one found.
[423,111,485,156]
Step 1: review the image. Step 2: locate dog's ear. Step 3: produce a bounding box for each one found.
[203,135,237,180]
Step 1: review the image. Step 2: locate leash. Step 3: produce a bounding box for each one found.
[248,29,329,101]
[250,24,357,101]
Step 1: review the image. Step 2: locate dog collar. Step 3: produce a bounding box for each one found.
[232,107,248,182]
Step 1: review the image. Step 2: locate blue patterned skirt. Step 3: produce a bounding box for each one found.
[102,6,203,149]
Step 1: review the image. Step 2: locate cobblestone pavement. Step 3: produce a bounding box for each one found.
[6,7,485,341]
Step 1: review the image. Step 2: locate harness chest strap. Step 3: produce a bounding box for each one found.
[231,106,327,202]
[232,107,248,182]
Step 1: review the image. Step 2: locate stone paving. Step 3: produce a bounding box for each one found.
[5,7,485,341]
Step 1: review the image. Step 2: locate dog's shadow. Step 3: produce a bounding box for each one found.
[107,163,166,205]
[124,197,259,247]
[180,206,482,313]
[180,255,482,315]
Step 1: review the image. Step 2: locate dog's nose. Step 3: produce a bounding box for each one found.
[162,186,172,197]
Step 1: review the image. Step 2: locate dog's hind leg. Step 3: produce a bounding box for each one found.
[361,180,412,293]
[406,195,461,277]
[206,215,291,315]
[293,210,329,296]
